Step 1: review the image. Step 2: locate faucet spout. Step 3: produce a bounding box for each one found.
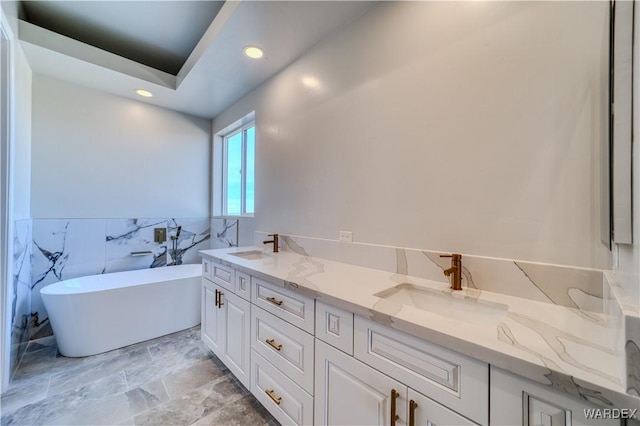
[263,233,279,253]
[440,253,462,291]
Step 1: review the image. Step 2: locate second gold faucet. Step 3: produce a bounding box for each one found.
[263,233,279,252]
[440,253,462,291]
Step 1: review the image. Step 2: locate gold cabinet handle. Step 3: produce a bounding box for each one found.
[266,339,282,351]
[266,296,283,306]
[215,289,224,308]
[265,389,282,405]
[390,389,400,426]
[409,399,418,426]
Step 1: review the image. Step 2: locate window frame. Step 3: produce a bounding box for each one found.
[220,121,255,217]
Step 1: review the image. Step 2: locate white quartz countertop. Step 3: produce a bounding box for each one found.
[200,246,640,410]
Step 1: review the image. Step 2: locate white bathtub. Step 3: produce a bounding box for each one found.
[40,264,202,357]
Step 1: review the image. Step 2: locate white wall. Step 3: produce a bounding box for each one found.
[616,4,640,307]
[213,1,611,269]
[1,0,32,392]
[31,75,211,218]
[13,46,31,220]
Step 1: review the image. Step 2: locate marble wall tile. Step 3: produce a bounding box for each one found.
[10,220,32,378]
[167,218,210,265]
[211,218,238,249]
[29,217,210,339]
[105,218,169,272]
[31,219,106,338]
[266,232,605,314]
[106,218,210,272]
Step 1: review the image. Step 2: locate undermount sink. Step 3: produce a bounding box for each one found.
[229,250,268,260]
[374,283,508,327]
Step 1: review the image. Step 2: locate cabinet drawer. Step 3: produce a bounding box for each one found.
[202,259,213,281]
[251,350,313,426]
[235,270,251,301]
[354,316,488,425]
[409,388,477,426]
[210,261,235,292]
[251,306,314,394]
[251,277,314,334]
[315,300,354,355]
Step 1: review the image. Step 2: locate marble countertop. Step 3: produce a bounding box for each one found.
[200,246,640,410]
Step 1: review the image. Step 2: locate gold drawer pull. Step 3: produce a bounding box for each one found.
[390,389,399,426]
[409,399,418,426]
[266,296,283,306]
[265,389,282,405]
[266,339,282,351]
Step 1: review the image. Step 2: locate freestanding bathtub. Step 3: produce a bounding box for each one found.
[40,264,202,357]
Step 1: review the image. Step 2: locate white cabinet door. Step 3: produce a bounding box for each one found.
[408,389,477,426]
[222,290,251,389]
[315,339,408,426]
[201,279,224,358]
[354,316,488,425]
[490,367,620,426]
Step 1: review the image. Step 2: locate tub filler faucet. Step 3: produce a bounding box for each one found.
[171,226,182,265]
[440,253,462,291]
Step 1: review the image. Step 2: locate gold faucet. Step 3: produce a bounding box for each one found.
[263,233,279,253]
[440,253,462,291]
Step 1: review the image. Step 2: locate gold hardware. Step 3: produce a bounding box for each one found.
[265,389,282,405]
[409,399,418,426]
[390,389,400,426]
[266,339,282,351]
[266,296,283,306]
[215,289,224,308]
[440,253,462,291]
[263,233,279,253]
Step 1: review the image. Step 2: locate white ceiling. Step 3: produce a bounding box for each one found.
[18,1,377,119]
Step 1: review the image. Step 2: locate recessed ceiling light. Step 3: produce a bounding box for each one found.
[243,46,264,59]
[135,89,153,98]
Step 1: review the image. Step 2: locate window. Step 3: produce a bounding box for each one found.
[220,122,255,216]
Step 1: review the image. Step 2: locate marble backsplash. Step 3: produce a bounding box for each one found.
[28,218,238,339]
[255,232,605,316]
[11,220,32,378]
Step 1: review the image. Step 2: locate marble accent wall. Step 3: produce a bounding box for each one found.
[30,218,211,338]
[258,232,605,316]
[10,220,32,377]
[210,218,238,249]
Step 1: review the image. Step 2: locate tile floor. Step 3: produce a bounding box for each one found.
[0,326,278,425]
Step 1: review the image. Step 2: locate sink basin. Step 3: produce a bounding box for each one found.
[374,283,508,327]
[229,250,268,260]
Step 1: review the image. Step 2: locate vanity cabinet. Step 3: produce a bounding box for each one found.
[490,367,620,426]
[201,278,224,355]
[315,338,406,426]
[354,317,488,425]
[315,339,477,426]
[248,275,316,425]
[201,277,251,388]
[315,300,354,356]
[201,255,627,426]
